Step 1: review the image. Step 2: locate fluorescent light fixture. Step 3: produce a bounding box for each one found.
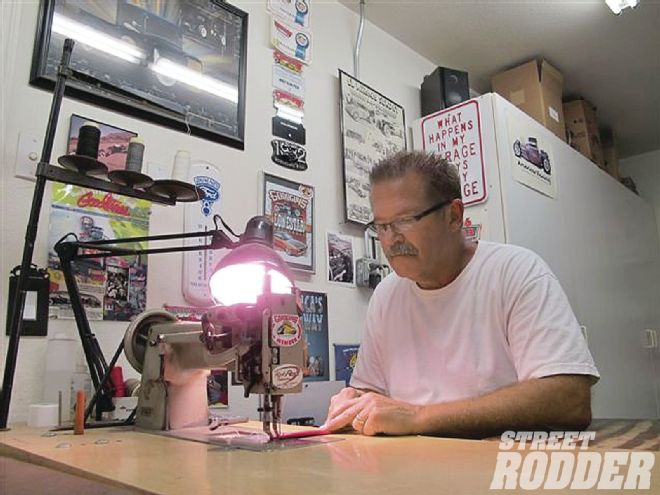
[151,58,239,103]
[51,13,145,63]
[605,0,640,14]
[275,103,304,124]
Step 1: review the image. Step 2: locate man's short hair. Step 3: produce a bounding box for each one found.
[369,151,461,203]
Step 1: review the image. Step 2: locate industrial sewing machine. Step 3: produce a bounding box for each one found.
[122,217,305,439]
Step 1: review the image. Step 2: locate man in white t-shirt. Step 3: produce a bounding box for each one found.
[324,151,599,437]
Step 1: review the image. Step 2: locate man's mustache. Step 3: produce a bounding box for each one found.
[387,243,418,257]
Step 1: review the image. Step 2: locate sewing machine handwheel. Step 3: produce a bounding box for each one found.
[123,309,177,374]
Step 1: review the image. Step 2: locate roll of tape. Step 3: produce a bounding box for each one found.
[28,403,59,427]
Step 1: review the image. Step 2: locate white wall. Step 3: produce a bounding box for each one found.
[0,1,436,422]
[620,149,660,244]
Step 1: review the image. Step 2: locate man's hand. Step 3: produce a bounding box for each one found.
[324,388,422,436]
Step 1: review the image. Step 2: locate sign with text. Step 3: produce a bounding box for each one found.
[420,100,487,206]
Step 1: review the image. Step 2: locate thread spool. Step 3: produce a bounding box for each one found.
[74,390,85,435]
[171,150,190,181]
[125,137,145,172]
[111,366,125,397]
[75,122,101,158]
[28,403,59,427]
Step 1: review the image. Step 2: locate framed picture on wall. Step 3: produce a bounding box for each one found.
[338,69,407,225]
[31,0,248,149]
[67,114,137,171]
[262,173,315,273]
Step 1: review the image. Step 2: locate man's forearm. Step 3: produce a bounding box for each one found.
[415,375,593,438]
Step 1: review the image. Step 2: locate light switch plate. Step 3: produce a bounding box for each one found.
[15,131,42,181]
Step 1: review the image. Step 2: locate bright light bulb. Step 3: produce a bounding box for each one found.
[208,262,293,306]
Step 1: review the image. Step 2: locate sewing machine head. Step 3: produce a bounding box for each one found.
[122,216,305,437]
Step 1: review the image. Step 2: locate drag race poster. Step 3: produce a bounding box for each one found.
[47,184,150,321]
[263,173,314,272]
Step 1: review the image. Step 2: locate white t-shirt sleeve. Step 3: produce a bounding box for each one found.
[349,295,389,394]
[506,272,600,381]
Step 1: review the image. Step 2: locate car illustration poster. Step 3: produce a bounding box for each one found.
[507,116,557,198]
[47,184,150,321]
[339,70,407,225]
[263,173,315,272]
[326,231,355,286]
[300,290,329,382]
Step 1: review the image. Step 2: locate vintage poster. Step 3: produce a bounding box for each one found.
[339,70,407,224]
[326,231,355,286]
[507,116,557,198]
[67,115,137,172]
[47,184,150,321]
[300,290,329,382]
[420,99,488,206]
[334,344,360,386]
[263,173,315,272]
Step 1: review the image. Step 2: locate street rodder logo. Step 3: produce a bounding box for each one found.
[490,431,655,490]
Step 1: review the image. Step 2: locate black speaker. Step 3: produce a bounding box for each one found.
[421,67,470,116]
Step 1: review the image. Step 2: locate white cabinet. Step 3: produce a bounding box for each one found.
[413,93,660,419]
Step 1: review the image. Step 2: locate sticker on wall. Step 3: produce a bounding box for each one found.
[507,115,557,198]
[271,138,308,171]
[271,18,312,64]
[272,314,303,347]
[420,99,488,206]
[272,65,305,100]
[273,90,304,112]
[462,216,482,242]
[273,116,306,145]
[273,50,303,74]
[268,0,311,28]
[272,364,303,389]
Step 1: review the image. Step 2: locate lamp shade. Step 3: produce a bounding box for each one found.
[208,217,295,306]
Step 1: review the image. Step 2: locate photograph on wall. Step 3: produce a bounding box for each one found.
[67,115,137,172]
[507,116,557,198]
[334,344,360,386]
[31,0,248,148]
[326,231,355,286]
[47,184,150,321]
[263,173,315,272]
[339,69,407,225]
[300,290,329,382]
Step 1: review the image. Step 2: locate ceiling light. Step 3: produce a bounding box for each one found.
[605,0,640,15]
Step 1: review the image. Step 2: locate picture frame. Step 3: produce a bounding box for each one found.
[326,231,355,286]
[338,69,407,225]
[262,172,315,273]
[31,0,248,149]
[67,114,137,172]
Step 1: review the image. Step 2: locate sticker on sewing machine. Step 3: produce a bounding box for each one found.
[272,314,302,347]
[272,364,303,389]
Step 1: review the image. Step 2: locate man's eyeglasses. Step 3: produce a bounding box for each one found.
[367,199,454,236]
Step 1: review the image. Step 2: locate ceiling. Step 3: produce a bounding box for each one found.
[338,0,660,160]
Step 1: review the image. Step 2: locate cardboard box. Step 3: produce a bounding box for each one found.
[602,145,619,179]
[563,99,604,168]
[491,60,566,141]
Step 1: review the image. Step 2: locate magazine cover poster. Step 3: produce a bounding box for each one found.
[300,290,329,381]
[47,184,150,321]
[263,173,315,272]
